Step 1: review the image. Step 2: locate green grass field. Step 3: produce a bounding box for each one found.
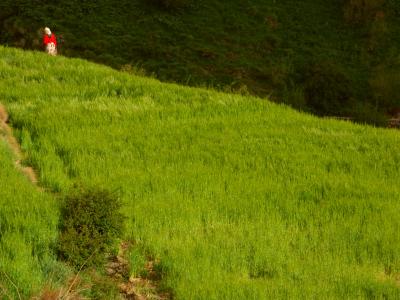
[0,123,65,297]
[1,46,400,298]
[2,0,400,121]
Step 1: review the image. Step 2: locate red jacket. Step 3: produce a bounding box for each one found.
[43,34,57,47]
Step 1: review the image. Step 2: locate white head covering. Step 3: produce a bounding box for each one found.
[44,27,51,35]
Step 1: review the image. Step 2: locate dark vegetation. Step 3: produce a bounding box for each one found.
[55,186,125,298]
[0,0,399,123]
[58,186,124,269]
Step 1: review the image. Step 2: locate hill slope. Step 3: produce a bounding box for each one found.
[0,112,62,298]
[1,0,400,122]
[1,47,400,298]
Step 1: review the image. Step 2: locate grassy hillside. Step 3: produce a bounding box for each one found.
[1,0,400,123]
[0,126,64,298]
[1,46,400,298]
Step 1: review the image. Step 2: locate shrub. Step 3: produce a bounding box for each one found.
[120,63,148,77]
[58,186,125,269]
[149,0,191,10]
[281,86,307,110]
[303,62,353,115]
[351,102,388,126]
[369,65,400,111]
[343,0,385,24]
[367,12,388,52]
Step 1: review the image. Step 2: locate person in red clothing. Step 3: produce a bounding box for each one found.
[43,27,57,56]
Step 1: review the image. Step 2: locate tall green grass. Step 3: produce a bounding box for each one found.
[2,0,400,120]
[1,47,400,298]
[0,138,64,298]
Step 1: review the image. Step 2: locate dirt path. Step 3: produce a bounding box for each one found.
[0,104,38,184]
[106,242,170,300]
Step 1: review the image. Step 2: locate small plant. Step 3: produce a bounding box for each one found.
[367,11,388,52]
[120,63,147,77]
[85,271,121,299]
[149,0,191,10]
[369,64,400,112]
[343,0,385,24]
[58,186,125,269]
[351,101,387,126]
[303,61,353,115]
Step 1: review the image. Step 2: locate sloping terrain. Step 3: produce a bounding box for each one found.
[0,106,63,299]
[1,47,400,298]
[1,0,400,122]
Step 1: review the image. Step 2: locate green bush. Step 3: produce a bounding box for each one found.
[303,61,353,115]
[149,0,191,10]
[58,186,125,269]
[351,102,388,126]
[343,0,385,24]
[369,64,400,110]
[281,86,307,110]
[367,14,388,52]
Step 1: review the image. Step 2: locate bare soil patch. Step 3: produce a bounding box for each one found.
[107,242,170,300]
